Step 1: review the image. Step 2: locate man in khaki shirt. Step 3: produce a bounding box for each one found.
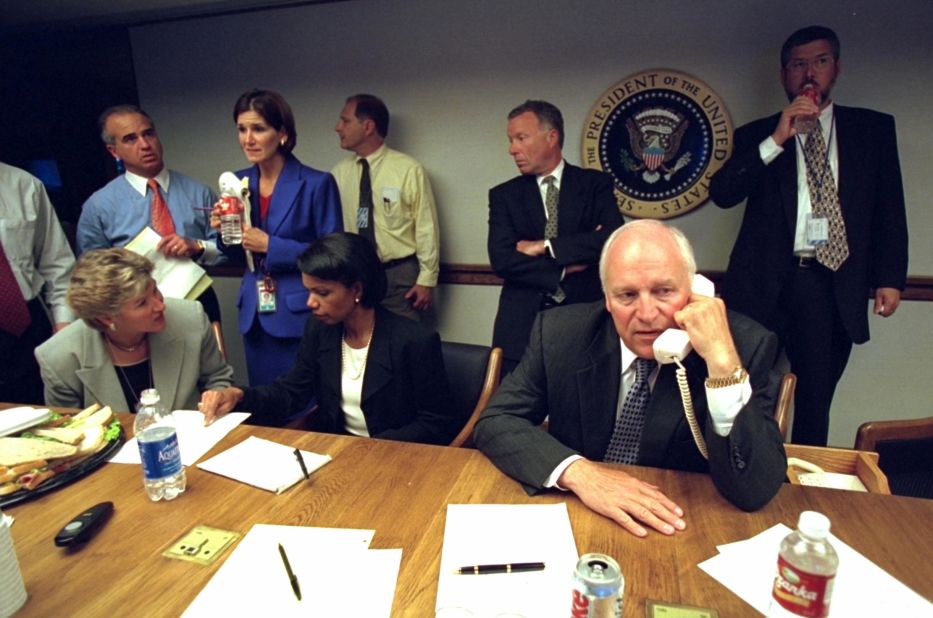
[332,94,440,322]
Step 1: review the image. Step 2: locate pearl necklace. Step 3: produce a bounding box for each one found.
[341,325,374,381]
[105,334,147,353]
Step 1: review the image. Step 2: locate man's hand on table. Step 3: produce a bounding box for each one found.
[198,387,244,425]
[558,459,686,537]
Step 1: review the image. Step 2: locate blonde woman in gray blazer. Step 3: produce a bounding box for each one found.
[35,248,233,413]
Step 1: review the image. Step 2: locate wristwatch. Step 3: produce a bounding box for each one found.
[705,365,748,389]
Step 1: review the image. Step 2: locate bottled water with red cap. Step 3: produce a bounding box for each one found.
[768,511,838,617]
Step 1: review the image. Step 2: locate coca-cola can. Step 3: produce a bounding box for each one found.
[570,553,624,618]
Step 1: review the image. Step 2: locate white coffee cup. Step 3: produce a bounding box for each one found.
[0,513,28,618]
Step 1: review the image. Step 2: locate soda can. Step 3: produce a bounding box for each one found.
[570,553,623,618]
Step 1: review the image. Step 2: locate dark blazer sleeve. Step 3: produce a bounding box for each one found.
[474,310,581,491]
[369,321,457,445]
[867,113,908,290]
[547,167,622,264]
[708,115,780,209]
[702,313,787,511]
[239,317,323,424]
[487,179,563,292]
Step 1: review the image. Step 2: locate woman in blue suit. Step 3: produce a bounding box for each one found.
[216,89,342,390]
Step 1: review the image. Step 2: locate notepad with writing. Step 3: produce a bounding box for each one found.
[196,436,332,493]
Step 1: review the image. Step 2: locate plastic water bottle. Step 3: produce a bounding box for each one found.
[134,388,186,501]
[219,194,243,245]
[768,511,838,618]
[793,84,821,135]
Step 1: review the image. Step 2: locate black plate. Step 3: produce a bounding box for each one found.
[0,425,125,508]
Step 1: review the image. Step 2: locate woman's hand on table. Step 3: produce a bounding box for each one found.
[199,387,245,425]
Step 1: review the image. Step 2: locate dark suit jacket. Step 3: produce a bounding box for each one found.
[708,106,908,344]
[240,308,459,445]
[474,302,787,512]
[487,163,623,361]
[234,153,343,338]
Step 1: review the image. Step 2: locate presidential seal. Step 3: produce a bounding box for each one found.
[581,69,733,219]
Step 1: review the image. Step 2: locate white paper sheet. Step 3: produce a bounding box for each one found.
[183,524,399,617]
[699,523,933,615]
[110,410,249,466]
[435,503,580,618]
[196,435,331,493]
[125,226,208,299]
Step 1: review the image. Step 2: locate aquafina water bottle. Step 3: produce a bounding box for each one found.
[134,388,186,501]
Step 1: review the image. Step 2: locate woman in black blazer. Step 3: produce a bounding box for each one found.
[200,232,459,445]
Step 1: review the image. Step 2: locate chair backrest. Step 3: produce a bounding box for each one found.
[773,372,797,441]
[855,416,933,499]
[443,342,503,448]
[210,321,228,363]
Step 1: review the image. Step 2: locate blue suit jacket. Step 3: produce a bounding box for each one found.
[235,153,343,338]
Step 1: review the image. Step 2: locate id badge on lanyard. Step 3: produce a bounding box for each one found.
[257,273,277,313]
[806,214,829,247]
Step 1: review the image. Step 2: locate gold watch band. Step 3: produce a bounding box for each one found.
[705,366,748,389]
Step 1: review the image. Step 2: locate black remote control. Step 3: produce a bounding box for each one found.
[54,501,114,547]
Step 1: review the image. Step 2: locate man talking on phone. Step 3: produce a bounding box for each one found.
[475,221,786,537]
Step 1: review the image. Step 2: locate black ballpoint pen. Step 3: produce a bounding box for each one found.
[278,543,302,600]
[294,448,310,480]
[456,561,546,574]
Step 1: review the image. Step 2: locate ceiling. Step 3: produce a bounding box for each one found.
[1,0,337,33]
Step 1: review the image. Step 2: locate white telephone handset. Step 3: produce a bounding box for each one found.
[652,274,716,459]
[652,274,715,365]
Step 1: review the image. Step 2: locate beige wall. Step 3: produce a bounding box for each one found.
[137,0,933,447]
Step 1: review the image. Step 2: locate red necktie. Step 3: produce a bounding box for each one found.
[0,240,31,337]
[148,178,176,237]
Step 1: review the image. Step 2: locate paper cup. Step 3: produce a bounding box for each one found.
[0,516,27,618]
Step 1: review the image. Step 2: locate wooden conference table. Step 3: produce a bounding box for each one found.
[6,413,933,617]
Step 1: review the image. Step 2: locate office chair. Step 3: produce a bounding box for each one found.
[444,342,503,448]
[210,321,227,363]
[855,416,933,499]
[773,373,797,441]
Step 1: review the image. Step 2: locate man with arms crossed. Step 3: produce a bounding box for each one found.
[475,221,786,537]
[709,26,908,446]
[332,94,440,322]
[78,105,224,321]
[488,100,622,373]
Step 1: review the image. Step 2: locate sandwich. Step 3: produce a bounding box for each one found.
[0,404,120,496]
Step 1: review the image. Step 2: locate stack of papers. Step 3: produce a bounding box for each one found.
[436,503,580,618]
[698,523,933,615]
[126,227,212,300]
[197,436,332,493]
[111,410,249,466]
[183,524,401,617]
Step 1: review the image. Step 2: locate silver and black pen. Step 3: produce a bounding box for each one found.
[455,561,546,574]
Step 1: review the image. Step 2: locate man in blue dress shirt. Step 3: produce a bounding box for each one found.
[77,105,224,321]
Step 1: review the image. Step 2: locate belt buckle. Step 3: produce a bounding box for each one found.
[797,256,815,268]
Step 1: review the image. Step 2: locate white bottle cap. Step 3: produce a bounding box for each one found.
[798,510,831,539]
[139,389,161,405]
